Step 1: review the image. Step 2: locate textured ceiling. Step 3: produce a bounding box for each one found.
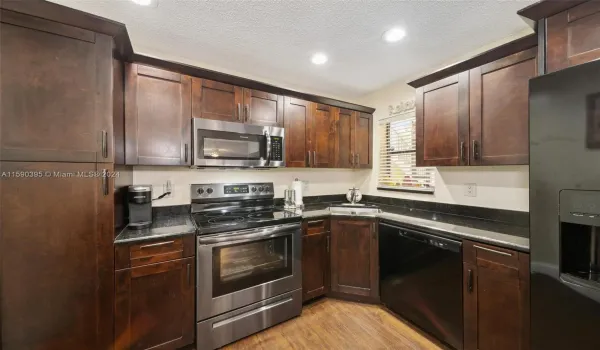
[50,0,535,101]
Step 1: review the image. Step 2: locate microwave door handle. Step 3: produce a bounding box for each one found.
[265,131,272,166]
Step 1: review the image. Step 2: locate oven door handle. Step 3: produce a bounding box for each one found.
[265,130,272,166]
[197,223,300,244]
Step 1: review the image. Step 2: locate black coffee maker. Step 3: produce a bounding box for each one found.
[128,185,152,229]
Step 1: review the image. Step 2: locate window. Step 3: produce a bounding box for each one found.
[378,109,435,193]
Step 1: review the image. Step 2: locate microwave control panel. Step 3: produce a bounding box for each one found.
[271,136,283,161]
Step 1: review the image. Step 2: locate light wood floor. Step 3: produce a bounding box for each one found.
[223,298,444,350]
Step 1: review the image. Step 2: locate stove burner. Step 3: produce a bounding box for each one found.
[247,211,276,220]
[207,216,245,225]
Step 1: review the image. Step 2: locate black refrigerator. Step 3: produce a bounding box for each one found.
[529,59,600,350]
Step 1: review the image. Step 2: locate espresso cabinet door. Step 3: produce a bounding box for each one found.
[244,89,283,127]
[1,162,114,350]
[469,48,537,165]
[463,241,530,350]
[115,257,195,350]
[330,219,379,299]
[302,219,330,302]
[0,10,113,163]
[416,72,470,166]
[354,112,373,168]
[310,103,336,168]
[335,108,355,168]
[284,97,310,167]
[192,78,244,123]
[125,64,192,166]
[547,1,600,73]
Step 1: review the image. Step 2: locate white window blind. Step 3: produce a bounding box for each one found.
[378,110,435,193]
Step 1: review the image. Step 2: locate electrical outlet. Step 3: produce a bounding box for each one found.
[302,180,309,192]
[164,180,173,198]
[464,183,477,197]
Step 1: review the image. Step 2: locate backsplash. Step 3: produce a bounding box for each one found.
[134,166,370,207]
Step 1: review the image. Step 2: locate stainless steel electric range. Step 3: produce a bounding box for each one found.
[191,182,302,350]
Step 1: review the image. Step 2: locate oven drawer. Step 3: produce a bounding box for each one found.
[197,289,302,350]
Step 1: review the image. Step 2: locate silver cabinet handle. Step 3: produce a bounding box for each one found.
[237,103,242,121]
[313,151,316,166]
[351,152,354,166]
[460,141,465,163]
[307,220,324,225]
[101,130,108,159]
[184,144,188,163]
[245,104,250,122]
[357,154,360,166]
[473,244,512,257]
[102,169,108,196]
[467,269,473,293]
[307,151,312,167]
[326,235,330,253]
[140,240,175,249]
[472,140,479,160]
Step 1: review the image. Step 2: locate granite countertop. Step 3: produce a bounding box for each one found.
[294,202,529,252]
[115,215,196,244]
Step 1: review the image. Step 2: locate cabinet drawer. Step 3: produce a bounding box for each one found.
[304,218,330,236]
[463,240,519,268]
[129,238,183,267]
[115,235,195,270]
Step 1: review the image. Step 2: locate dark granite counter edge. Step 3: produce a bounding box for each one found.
[114,214,196,244]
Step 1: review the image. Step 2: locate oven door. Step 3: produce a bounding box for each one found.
[196,223,301,320]
[192,118,284,167]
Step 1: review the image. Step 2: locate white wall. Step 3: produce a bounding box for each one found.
[134,166,370,207]
[354,35,531,212]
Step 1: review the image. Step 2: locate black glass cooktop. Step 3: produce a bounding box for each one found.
[192,207,302,235]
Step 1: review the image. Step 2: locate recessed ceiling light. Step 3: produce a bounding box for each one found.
[131,0,152,5]
[311,53,328,65]
[383,27,406,43]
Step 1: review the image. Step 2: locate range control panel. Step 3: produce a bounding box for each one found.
[191,182,275,200]
[271,136,283,161]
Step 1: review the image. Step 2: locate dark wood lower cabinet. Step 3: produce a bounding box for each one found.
[0,162,114,350]
[115,257,195,350]
[302,218,330,302]
[330,218,379,300]
[463,240,530,350]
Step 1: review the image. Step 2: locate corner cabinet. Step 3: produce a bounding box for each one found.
[302,218,331,302]
[330,218,379,300]
[463,240,530,350]
[125,63,192,166]
[0,10,113,163]
[416,48,536,167]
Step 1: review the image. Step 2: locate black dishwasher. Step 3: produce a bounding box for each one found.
[379,221,463,350]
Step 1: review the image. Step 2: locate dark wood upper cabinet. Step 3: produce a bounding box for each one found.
[244,88,284,127]
[463,240,530,350]
[354,112,373,168]
[469,48,537,165]
[284,97,310,167]
[547,1,600,73]
[302,218,331,302]
[330,218,379,299]
[191,78,243,122]
[416,72,470,167]
[1,162,114,350]
[0,10,113,163]
[310,104,336,168]
[125,63,192,166]
[114,257,195,350]
[335,108,355,168]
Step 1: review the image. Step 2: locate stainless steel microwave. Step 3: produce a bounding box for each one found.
[192,119,284,168]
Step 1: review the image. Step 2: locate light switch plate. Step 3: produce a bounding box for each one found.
[464,183,477,197]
